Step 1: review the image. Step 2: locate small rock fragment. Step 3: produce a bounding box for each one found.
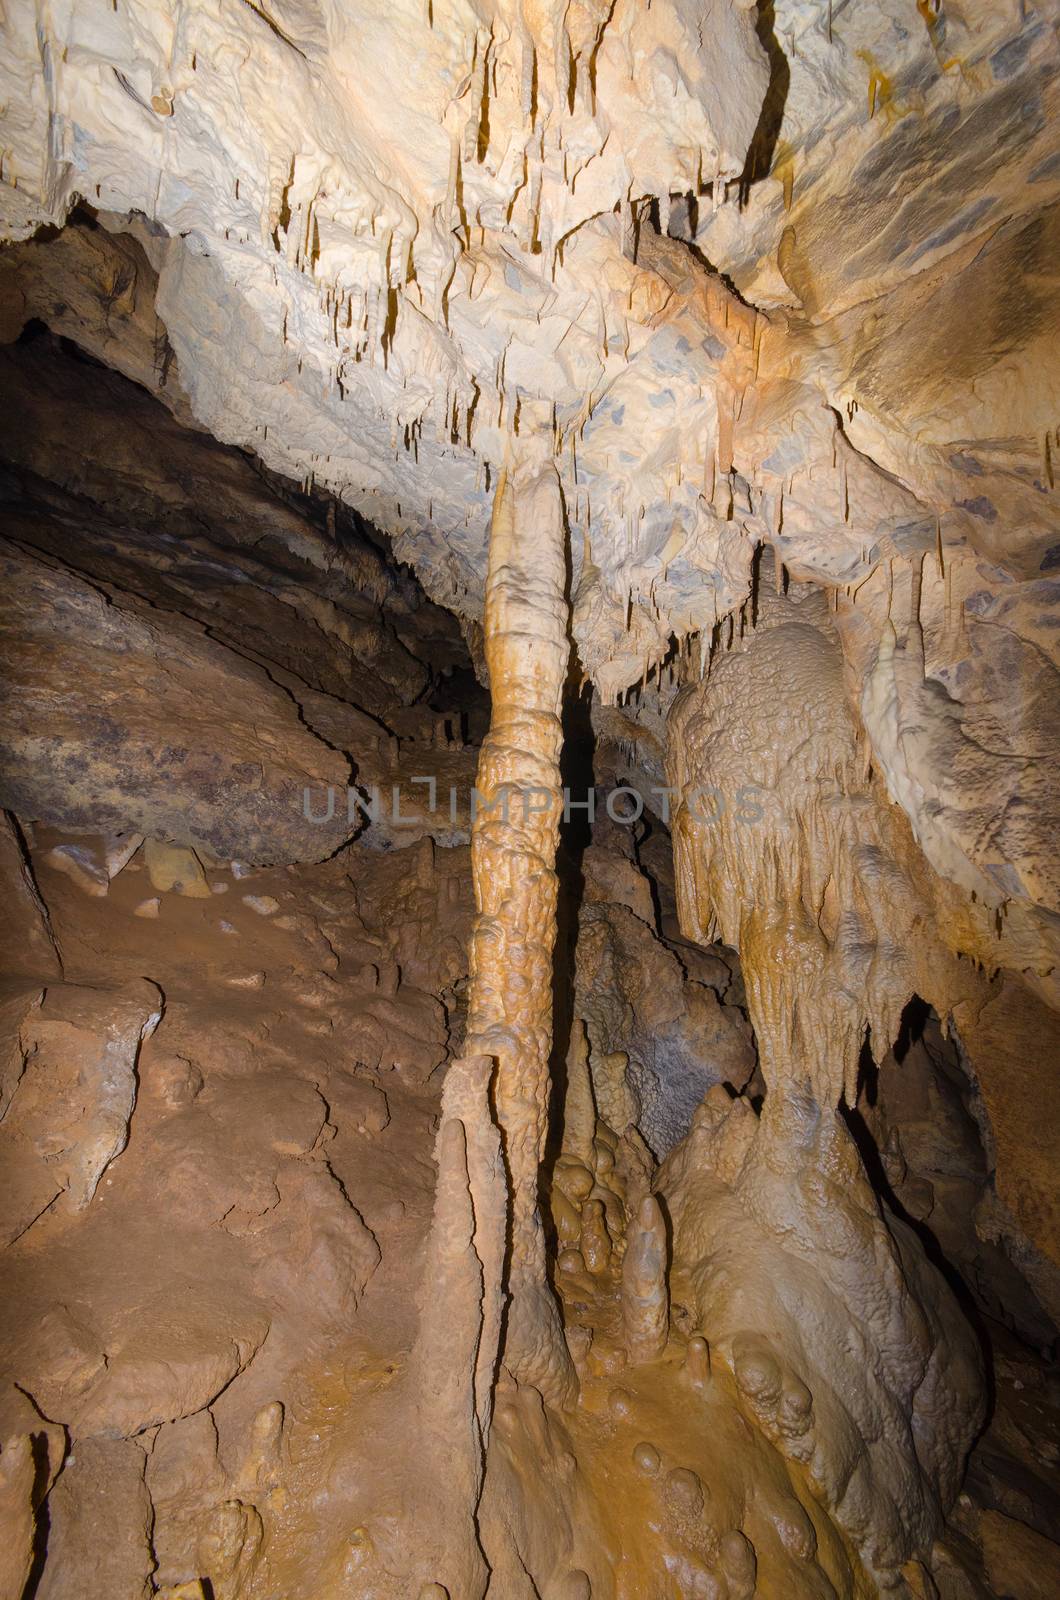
[243,894,280,916]
[151,1053,203,1108]
[144,839,212,898]
[134,897,161,919]
[103,832,144,878]
[46,843,109,897]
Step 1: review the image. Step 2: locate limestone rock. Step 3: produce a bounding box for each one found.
[953,980,1060,1306]
[0,2,1056,1594]
[55,1289,269,1440]
[0,328,441,717]
[35,1437,154,1600]
[0,1388,65,1600]
[0,978,162,1225]
[0,1431,37,1600]
[661,1086,986,1586]
[45,843,111,898]
[0,539,354,864]
[576,898,754,1155]
[581,844,656,925]
[144,840,212,898]
[0,1135,62,1250]
[978,1508,1060,1600]
[410,1055,506,1596]
[103,833,144,879]
[463,460,577,1412]
[0,811,62,979]
[0,0,1053,977]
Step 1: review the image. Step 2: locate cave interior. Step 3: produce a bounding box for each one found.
[0,2,1058,1598]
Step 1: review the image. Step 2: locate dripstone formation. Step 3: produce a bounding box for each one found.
[0,1,1057,1597]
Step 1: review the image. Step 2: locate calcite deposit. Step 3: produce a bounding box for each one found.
[0,0,1057,1596]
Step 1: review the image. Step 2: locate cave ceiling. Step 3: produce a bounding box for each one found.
[1,0,1058,967]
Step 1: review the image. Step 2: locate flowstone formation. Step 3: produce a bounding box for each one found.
[0,0,1059,1597]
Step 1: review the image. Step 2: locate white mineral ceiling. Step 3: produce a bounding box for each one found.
[1,0,1058,964]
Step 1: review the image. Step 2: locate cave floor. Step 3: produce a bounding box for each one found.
[1,827,1057,1599]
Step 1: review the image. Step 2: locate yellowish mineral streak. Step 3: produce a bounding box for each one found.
[464,444,578,1410]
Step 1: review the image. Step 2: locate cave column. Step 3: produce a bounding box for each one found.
[464,442,577,1408]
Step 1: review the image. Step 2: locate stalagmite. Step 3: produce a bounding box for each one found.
[464,449,578,1408]
[621,1194,670,1363]
[663,591,1000,1583]
[236,1402,284,1494]
[562,1016,597,1166]
[411,1053,506,1594]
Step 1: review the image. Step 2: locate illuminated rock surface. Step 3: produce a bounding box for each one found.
[0,1,1057,1595]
